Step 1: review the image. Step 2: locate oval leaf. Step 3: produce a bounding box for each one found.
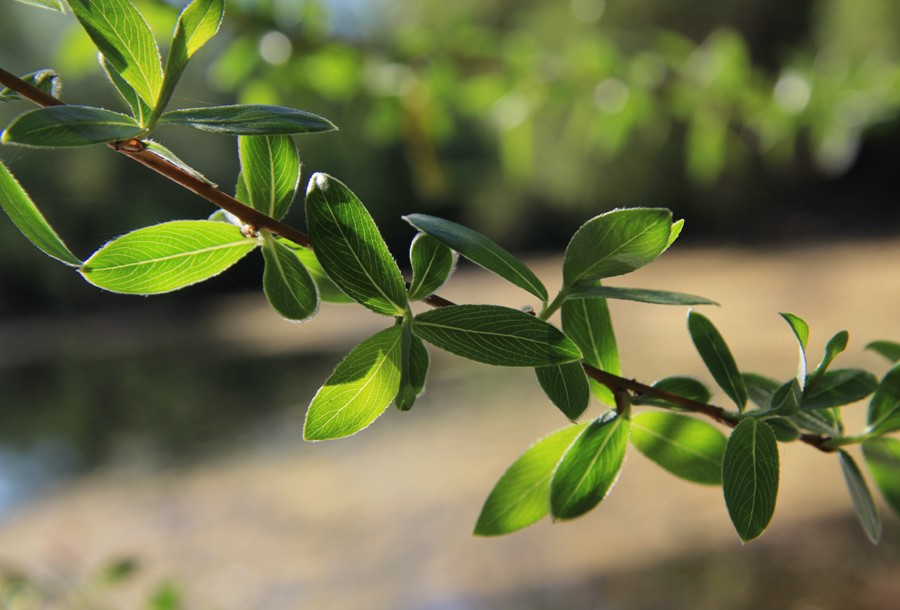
[561,297,620,405]
[790,409,840,436]
[780,312,809,390]
[262,234,318,321]
[862,438,900,518]
[632,376,712,410]
[2,106,144,147]
[286,243,353,304]
[79,220,257,294]
[688,311,748,410]
[722,419,779,542]
[403,214,547,302]
[238,135,300,220]
[303,326,403,441]
[0,161,81,266]
[800,368,878,410]
[306,173,407,316]
[394,327,429,411]
[765,417,801,442]
[866,340,900,363]
[838,450,881,544]
[475,424,585,536]
[550,413,630,520]
[535,362,591,421]
[412,305,582,367]
[867,363,900,435]
[805,330,849,394]
[567,285,717,306]
[407,232,457,301]
[563,208,673,286]
[631,412,726,485]
[161,104,336,135]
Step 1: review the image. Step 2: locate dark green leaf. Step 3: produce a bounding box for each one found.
[688,311,748,410]
[631,411,726,485]
[563,208,673,286]
[238,135,300,220]
[403,214,547,302]
[394,323,429,411]
[412,305,582,367]
[535,362,591,421]
[806,330,849,395]
[800,369,878,410]
[1,106,143,147]
[0,69,61,102]
[68,0,163,107]
[769,380,801,415]
[0,161,81,266]
[722,419,779,542]
[789,409,840,436]
[100,55,151,126]
[567,284,717,306]
[867,363,900,435]
[79,220,257,294]
[261,234,318,321]
[160,104,336,135]
[303,326,403,440]
[632,376,712,410]
[742,373,781,410]
[475,424,585,536]
[561,297,619,405]
[780,312,808,390]
[550,413,630,520]
[287,243,353,304]
[839,450,881,544]
[764,417,801,442]
[866,340,900,363]
[306,173,407,316]
[862,438,900,518]
[407,232,457,301]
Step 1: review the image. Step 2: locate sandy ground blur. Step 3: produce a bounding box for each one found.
[1,239,899,609]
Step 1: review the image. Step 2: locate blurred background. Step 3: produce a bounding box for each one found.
[1,0,899,608]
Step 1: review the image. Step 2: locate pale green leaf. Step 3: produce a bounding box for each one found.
[1,106,143,147]
[664,218,684,251]
[631,412,726,485]
[780,312,808,390]
[866,363,900,435]
[561,297,619,405]
[722,419,779,542]
[866,340,900,363]
[79,220,257,294]
[100,55,152,126]
[261,234,318,321]
[239,135,300,220]
[839,450,881,544]
[688,311,748,410]
[160,104,336,135]
[286,243,353,304]
[568,284,717,306]
[535,362,591,421]
[800,369,877,410]
[13,0,65,11]
[862,438,900,518]
[0,70,61,102]
[407,233,457,301]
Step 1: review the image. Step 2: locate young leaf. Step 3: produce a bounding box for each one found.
[305,173,407,316]
[630,412,726,485]
[722,419,779,542]
[780,312,809,390]
[866,340,900,363]
[412,305,582,367]
[160,105,336,135]
[567,285,717,306]
[562,208,673,286]
[303,326,403,441]
[407,233,457,301]
[866,363,900,435]
[805,330,849,395]
[394,325,429,411]
[688,311,748,410]
[286,243,353,304]
[862,438,900,518]
[631,376,713,409]
[261,234,318,322]
[1,106,144,147]
[535,362,591,421]
[743,373,781,410]
[475,424,585,536]
[550,413,630,520]
[664,218,684,251]
[561,297,620,405]
[403,214,547,302]
[67,0,163,107]
[13,0,65,11]
[838,450,881,544]
[79,220,257,294]
[238,135,301,220]
[0,161,81,266]
[800,369,878,410]
[0,69,61,102]
[100,56,152,126]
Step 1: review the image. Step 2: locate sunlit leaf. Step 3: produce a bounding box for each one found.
[1,106,143,147]
[867,363,900,435]
[722,419,779,542]
[838,450,881,544]
[303,326,403,440]
[688,311,747,410]
[862,438,900,518]
[631,412,726,485]
[239,135,300,220]
[568,284,717,306]
[535,362,591,421]
[561,297,619,405]
[13,0,65,11]
[160,104,336,135]
[100,56,151,126]
[261,233,318,321]
[79,220,257,294]
[285,243,353,303]
[780,312,808,390]
[0,69,61,102]
[407,232,457,301]
[800,369,877,410]
[866,340,900,363]
[664,218,684,251]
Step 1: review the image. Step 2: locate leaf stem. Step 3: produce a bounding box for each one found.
[538,287,569,321]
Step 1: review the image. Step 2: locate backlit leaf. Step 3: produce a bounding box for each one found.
[631,412,726,485]
[866,363,900,435]
[239,135,300,220]
[160,104,336,135]
[722,419,779,542]
[561,297,619,405]
[407,233,457,301]
[394,325,429,411]
[1,106,143,147]
[688,311,748,410]
[0,69,61,102]
[839,450,881,544]
[862,438,900,518]
[286,243,352,304]
[567,284,717,306]
[261,234,318,321]
[100,56,151,126]
[14,0,65,11]
[535,362,591,421]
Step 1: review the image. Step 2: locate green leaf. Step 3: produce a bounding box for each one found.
[567,284,717,306]
[780,312,808,390]
[68,0,163,107]
[403,214,547,302]
[394,324,429,411]
[100,56,152,126]
[0,161,81,266]
[238,135,300,220]
[866,340,900,363]
[79,220,257,294]
[0,70,61,102]
[764,417,801,442]
[867,363,900,435]
[664,218,684,251]
[800,369,878,410]
[303,326,403,440]
[632,376,712,410]
[862,438,900,518]
[144,140,215,186]
[742,373,781,410]
[722,419,779,542]
[305,173,407,316]
[561,297,620,405]
[563,208,673,286]
[475,424,585,536]
[412,305,582,367]
[769,380,801,415]
[806,330,849,395]
[156,0,225,118]
[407,233,457,301]
[789,409,840,436]
[550,413,630,520]
[535,362,591,421]
[838,450,881,544]
[285,243,353,304]
[13,0,65,11]
[1,106,144,147]
[160,105,336,135]
[630,412,726,485]
[688,311,748,410]
[261,234,318,321]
